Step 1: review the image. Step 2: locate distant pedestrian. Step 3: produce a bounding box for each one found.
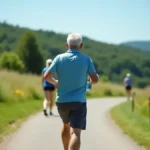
[124,73,133,101]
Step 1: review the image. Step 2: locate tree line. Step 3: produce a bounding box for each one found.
[0,22,150,88]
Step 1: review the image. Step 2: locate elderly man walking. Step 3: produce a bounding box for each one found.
[44,33,99,150]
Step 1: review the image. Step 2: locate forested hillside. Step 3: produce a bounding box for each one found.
[121,41,150,51]
[0,22,150,88]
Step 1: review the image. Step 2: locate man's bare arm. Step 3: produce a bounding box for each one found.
[44,70,58,87]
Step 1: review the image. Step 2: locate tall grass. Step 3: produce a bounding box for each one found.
[0,70,126,103]
[0,70,43,103]
[86,82,125,98]
[128,86,150,117]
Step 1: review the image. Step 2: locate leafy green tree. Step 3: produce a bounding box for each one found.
[0,52,25,72]
[143,67,150,76]
[16,31,44,74]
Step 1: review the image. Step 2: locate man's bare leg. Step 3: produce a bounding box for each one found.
[70,128,81,150]
[62,123,70,150]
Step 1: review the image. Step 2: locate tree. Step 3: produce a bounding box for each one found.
[0,52,25,72]
[16,31,44,74]
[136,78,150,88]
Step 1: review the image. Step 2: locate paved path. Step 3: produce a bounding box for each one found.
[0,98,144,150]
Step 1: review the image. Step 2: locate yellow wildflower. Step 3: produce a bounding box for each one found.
[13,89,25,96]
[143,100,149,106]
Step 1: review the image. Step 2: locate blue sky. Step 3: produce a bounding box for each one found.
[0,0,150,44]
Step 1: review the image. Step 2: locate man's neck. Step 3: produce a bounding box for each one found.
[69,46,80,50]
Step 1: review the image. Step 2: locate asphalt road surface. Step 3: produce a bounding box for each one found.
[0,98,144,150]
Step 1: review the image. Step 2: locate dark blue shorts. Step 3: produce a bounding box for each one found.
[43,86,55,91]
[125,86,132,90]
[56,102,87,130]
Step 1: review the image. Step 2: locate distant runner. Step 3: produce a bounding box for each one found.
[124,73,133,101]
[44,33,99,150]
[42,59,55,116]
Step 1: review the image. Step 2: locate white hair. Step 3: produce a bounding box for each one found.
[67,33,83,47]
[46,59,52,67]
[126,73,131,77]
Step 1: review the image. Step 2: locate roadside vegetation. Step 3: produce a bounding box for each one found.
[111,86,150,150]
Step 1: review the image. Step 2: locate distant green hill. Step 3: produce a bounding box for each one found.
[0,21,150,87]
[120,41,150,51]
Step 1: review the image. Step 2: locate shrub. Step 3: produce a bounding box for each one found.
[0,52,25,73]
[103,88,113,96]
[136,79,150,88]
[0,84,16,102]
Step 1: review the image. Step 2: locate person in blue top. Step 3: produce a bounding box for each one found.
[124,73,133,101]
[42,59,55,116]
[44,33,99,150]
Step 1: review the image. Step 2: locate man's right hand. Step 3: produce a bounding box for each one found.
[87,77,91,82]
[89,73,99,84]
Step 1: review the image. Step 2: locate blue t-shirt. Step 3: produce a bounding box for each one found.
[42,67,54,88]
[124,77,132,87]
[48,49,96,103]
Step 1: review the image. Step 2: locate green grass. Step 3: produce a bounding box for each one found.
[110,84,150,150]
[111,101,150,150]
[0,100,42,142]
